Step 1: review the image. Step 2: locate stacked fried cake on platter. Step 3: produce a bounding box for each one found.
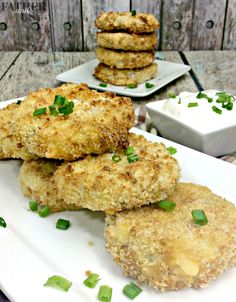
[94,11,159,86]
[1,83,236,293]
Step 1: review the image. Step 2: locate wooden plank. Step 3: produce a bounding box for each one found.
[0,51,96,101]
[0,3,21,50]
[161,0,194,50]
[16,0,52,51]
[191,0,227,50]
[50,0,83,51]
[131,0,161,49]
[0,52,20,81]
[82,0,130,51]
[184,51,236,95]
[223,0,236,49]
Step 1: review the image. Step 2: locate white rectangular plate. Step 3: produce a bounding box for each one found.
[0,99,236,302]
[56,59,191,97]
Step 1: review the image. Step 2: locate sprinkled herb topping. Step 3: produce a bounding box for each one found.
[156,200,176,211]
[127,154,139,163]
[167,146,177,155]
[83,273,100,288]
[167,92,176,98]
[145,82,154,89]
[33,107,47,116]
[188,102,199,108]
[112,154,121,163]
[192,209,208,226]
[0,217,7,228]
[127,83,137,89]
[123,282,142,300]
[212,105,222,114]
[16,100,22,105]
[29,200,38,212]
[56,218,70,230]
[131,10,136,16]
[99,83,107,88]
[44,275,72,292]
[98,285,112,302]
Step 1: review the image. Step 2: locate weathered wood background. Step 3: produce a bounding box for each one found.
[0,0,236,51]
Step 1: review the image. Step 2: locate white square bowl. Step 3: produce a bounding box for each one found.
[146,90,236,157]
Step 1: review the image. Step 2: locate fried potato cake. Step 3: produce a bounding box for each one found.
[96,47,155,69]
[53,133,180,214]
[105,183,236,291]
[97,32,157,51]
[0,103,36,160]
[19,160,79,212]
[94,63,157,86]
[14,83,134,160]
[95,12,159,34]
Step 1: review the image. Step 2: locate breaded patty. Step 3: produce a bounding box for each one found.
[97,32,157,51]
[95,12,159,33]
[105,183,236,291]
[96,47,155,69]
[53,134,180,214]
[14,83,134,160]
[0,103,36,160]
[19,160,79,212]
[94,63,157,86]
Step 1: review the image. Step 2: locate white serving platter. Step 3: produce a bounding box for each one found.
[56,59,191,97]
[0,99,236,302]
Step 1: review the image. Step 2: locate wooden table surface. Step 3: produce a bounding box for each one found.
[0,50,236,302]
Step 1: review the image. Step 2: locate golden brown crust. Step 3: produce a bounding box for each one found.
[105,183,236,291]
[19,160,79,212]
[0,103,36,160]
[94,63,157,86]
[53,133,180,213]
[14,83,134,160]
[97,32,157,51]
[95,12,159,33]
[96,47,155,69]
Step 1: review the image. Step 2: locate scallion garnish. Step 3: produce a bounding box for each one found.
[0,217,7,228]
[212,105,222,114]
[112,154,121,163]
[167,92,176,98]
[33,107,47,116]
[83,273,100,288]
[178,98,181,104]
[56,218,70,230]
[54,95,66,106]
[58,101,74,116]
[131,10,136,16]
[191,209,208,226]
[127,154,139,163]
[167,146,177,155]
[49,105,59,116]
[188,102,198,108]
[98,285,112,302]
[156,200,176,211]
[127,83,137,89]
[226,102,233,110]
[196,92,212,103]
[44,275,72,292]
[16,100,22,105]
[38,205,51,218]
[29,200,38,212]
[99,83,107,88]
[145,82,154,89]
[123,282,142,300]
[124,146,134,156]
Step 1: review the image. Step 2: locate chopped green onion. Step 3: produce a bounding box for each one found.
[58,101,74,116]
[49,105,59,116]
[99,83,107,88]
[167,146,177,155]
[112,154,121,163]
[29,200,38,212]
[33,107,47,116]
[54,95,66,106]
[196,92,207,99]
[226,102,233,110]
[123,282,142,300]
[38,205,51,218]
[44,275,72,292]
[188,102,198,108]
[124,146,134,156]
[212,105,222,114]
[156,200,176,211]
[0,217,7,228]
[191,209,208,226]
[207,97,213,103]
[167,92,176,98]
[131,10,136,16]
[127,83,137,89]
[16,100,22,105]
[178,98,181,104]
[83,273,100,288]
[56,218,70,230]
[98,285,112,302]
[145,82,154,89]
[127,154,139,163]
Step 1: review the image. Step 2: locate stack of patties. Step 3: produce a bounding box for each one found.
[94,11,159,86]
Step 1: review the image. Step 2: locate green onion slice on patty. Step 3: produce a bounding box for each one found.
[127,154,139,163]
[156,200,176,211]
[191,209,208,226]
[33,107,47,116]
[124,146,134,156]
[112,154,121,163]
